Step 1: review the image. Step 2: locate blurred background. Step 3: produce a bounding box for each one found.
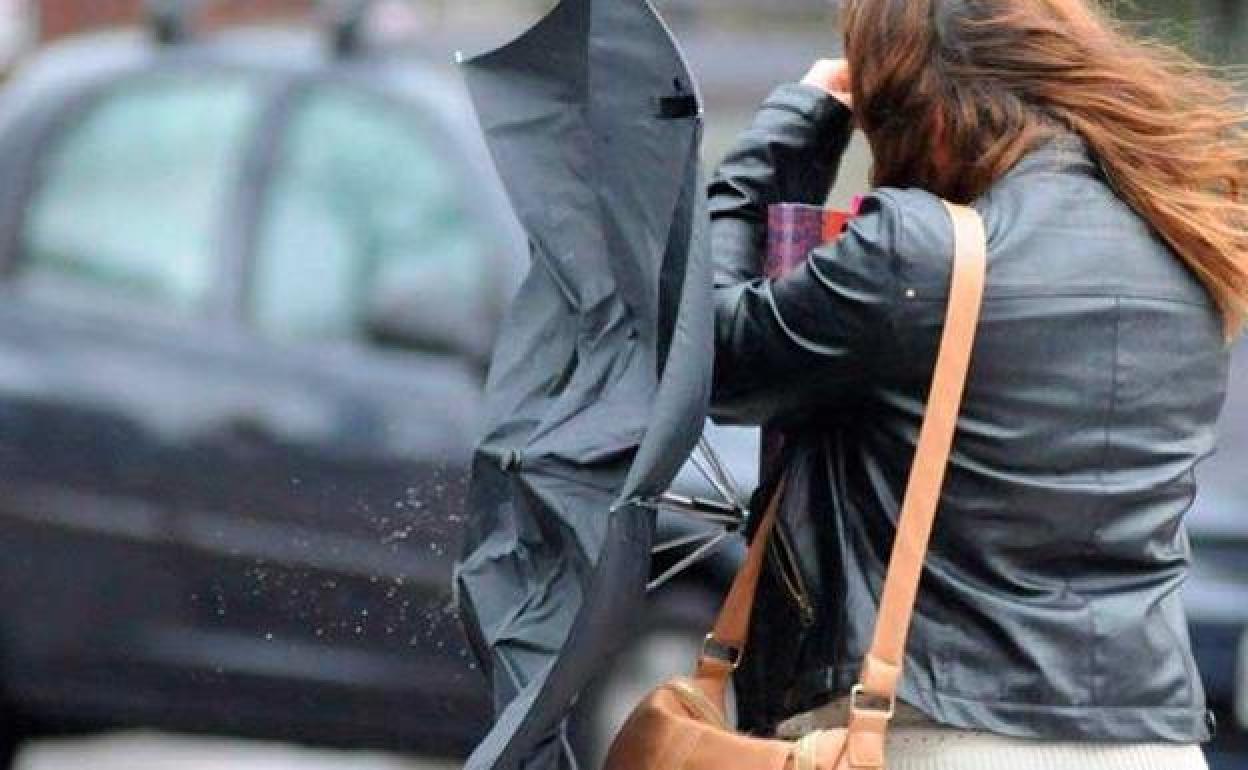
[0,1,1242,769]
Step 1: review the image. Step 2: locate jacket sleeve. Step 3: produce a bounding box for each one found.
[709,83,855,287]
[708,84,901,426]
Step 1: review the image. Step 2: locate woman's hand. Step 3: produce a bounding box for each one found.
[802,59,853,109]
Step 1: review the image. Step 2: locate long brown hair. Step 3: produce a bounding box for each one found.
[841,0,1248,338]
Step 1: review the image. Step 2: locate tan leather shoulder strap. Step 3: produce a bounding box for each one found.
[693,476,786,678]
[693,202,988,733]
[855,202,986,707]
[845,202,985,769]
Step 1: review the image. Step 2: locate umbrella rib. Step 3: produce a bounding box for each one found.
[655,491,739,515]
[647,530,730,592]
[697,435,745,505]
[689,446,732,503]
[652,529,722,555]
[640,493,746,529]
[689,448,747,515]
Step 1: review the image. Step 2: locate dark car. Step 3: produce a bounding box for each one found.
[0,15,746,767]
[0,10,1242,770]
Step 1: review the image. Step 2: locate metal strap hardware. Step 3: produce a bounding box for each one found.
[849,684,897,720]
[701,633,743,670]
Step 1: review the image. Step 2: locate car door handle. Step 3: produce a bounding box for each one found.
[220,414,281,447]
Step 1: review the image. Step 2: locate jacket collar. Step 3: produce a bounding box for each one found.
[1001,132,1102,183]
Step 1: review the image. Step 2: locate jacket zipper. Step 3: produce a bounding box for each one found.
[769,524,816,627]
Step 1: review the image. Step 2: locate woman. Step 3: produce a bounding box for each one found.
[708,0,1247,767]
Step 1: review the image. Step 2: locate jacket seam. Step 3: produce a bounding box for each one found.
[1159,589,1201,715]
[874,188,905,361]
[919,686,1207,713]
[761,87,851,126]
[902,291,1211,307]
[761,280,865,363]
[817,663,1205,711]
[1161,467,1203,717]
[1088,296,1122,706]
[759,100,823,124]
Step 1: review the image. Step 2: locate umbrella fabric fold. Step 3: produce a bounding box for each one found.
[453,1,713,768]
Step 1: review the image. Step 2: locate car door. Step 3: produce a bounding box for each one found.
[0,69,270,722]
[152,78,502,753]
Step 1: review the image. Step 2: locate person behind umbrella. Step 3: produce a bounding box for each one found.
[708,0,1247,767]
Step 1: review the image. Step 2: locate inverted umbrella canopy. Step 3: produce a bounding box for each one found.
[452,1,713,769]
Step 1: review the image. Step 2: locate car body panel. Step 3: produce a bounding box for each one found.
[0,27,509,756]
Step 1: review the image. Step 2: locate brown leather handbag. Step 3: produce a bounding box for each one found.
[604,202,987,770]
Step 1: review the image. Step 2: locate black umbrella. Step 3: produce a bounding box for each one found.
[452,1,716,768]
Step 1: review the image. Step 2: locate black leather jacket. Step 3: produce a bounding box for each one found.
[709,83,1230,742]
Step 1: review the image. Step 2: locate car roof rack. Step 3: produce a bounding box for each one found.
[324,0,373,59]
[146,0,199,45]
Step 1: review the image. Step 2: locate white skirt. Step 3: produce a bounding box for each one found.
[774,699,1209,770]
[872,728,1207,770]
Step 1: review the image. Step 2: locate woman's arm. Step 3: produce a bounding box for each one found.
[708,82,855,287]
[709,67,905,426]
[710,195,903,426]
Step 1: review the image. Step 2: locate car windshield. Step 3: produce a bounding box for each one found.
[21,71,264,311]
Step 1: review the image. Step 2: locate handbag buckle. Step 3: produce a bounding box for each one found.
[701,633,743,670]
[850,683,896,720]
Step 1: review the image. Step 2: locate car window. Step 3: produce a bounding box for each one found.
[21,72,263,311]
[250,84,489,347]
